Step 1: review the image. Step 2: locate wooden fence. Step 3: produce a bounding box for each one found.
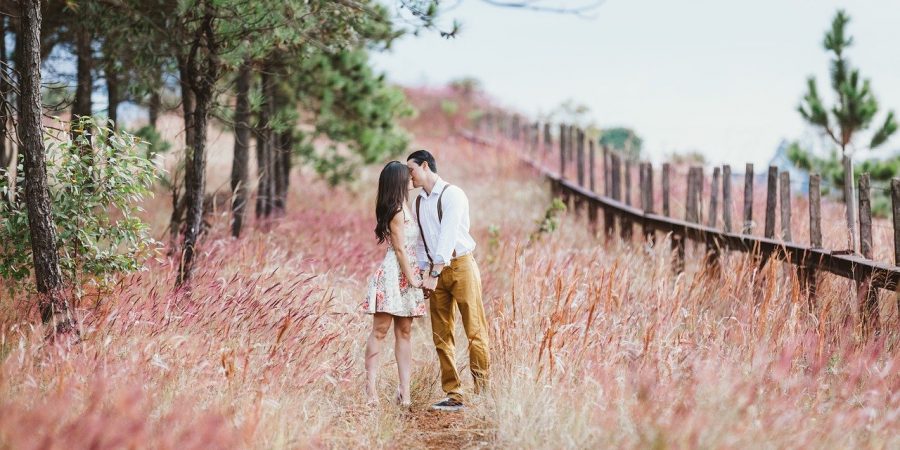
[470,113,900,335]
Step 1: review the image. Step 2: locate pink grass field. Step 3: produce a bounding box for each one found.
[1,105,899,448]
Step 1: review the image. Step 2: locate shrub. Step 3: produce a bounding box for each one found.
[0,117,160,297]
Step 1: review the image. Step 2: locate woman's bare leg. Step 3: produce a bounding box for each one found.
[393,316,413,405]
[365,313,393,404]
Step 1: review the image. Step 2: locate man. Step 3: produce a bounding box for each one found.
[407,149,490,412]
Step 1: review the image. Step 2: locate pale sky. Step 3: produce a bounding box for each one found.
[371,0,900,167]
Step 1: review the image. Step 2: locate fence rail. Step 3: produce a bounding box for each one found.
[463,118,900,334]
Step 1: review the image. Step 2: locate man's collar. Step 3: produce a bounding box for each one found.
[420,177,446,198]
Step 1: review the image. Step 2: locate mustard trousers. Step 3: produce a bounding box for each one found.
[430,254,491,401]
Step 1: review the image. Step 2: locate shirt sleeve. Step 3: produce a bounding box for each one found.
[412,200,429,270]
[434,187,466,265]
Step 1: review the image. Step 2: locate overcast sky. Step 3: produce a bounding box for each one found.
[370,0,900,167]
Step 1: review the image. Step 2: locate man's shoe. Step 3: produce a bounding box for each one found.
[429,398,464,412]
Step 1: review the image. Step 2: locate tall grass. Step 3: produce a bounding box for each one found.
[1,123,898,448]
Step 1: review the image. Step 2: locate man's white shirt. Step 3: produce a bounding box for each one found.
[413,178,476,270]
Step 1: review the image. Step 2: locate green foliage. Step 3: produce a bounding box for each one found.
[440,99,459,117]
[599,127,643,160]
[786,141,897,217]
[131,125,172,159]
[667,150,707,165]
[292,49,414,185]
[529,198,567,243]
[0,118,160,294]
[798,10,897,151]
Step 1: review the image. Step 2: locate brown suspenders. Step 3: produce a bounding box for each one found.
[415,184,454,268]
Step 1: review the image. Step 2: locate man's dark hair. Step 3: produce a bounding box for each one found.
[407,149,437,174]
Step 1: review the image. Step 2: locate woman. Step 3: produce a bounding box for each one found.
[363,161,426,408]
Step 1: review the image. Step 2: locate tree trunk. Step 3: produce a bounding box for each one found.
[72,25,92,119]
[19,0,70,332]
[105,60,119,129]
[255,67,274,220]
[842,152,858,252]
[230,61,251,238]
[0,15,10,171]
[276,129,292,212]
[176,5,219,286]
[177,80,211,285]
[148,90,160,129]
[169,57,196,252]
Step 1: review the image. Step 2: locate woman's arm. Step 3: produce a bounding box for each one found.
[389,210,422,288]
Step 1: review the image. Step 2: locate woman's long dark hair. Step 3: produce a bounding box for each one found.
[375,161,410,244]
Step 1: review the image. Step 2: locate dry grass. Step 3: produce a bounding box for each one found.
[1,116,899,449]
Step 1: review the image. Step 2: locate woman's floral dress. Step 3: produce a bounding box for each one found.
[364,209,426,317]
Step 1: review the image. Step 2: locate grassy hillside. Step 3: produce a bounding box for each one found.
[1,89,898,448]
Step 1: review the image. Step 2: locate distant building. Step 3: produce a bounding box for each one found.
[767,139,810,194]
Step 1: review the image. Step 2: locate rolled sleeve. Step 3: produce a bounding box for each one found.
[434,187,465,265]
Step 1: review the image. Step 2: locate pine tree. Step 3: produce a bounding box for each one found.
[798,10,897,252]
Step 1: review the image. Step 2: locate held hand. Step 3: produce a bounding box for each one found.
[422,275,438,291]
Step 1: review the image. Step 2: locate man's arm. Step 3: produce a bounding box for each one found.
[433,186,466,269]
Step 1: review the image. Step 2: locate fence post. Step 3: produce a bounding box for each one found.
[544,122,552,153]
[612,154,625,241]
[705,167,721,274]
[603,145,610,197]
[512,114,520,141]
[743,163,754,234]
[621,158,633,241]
[588,140,598,230]
[625,159,633,206]
[801,174,822,308]
[723,165,732,233]
[708,167,720,229]
[641,162,655,245]
[662,163,671,217]
[765,166,778,239]
[577,128,586,187]
[780,172,792,241]
[858,173,879,337]
[892,178,900,318]
[603,146,615,239]
[685,167,700,224]
[559,124,566,180]
[589,139,596,193]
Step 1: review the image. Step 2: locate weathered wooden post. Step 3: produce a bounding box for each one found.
[686,167,701,223]
[574,129,586,214]
[743,163,754,234]
[544,122,552,153]
[611,154,623,241]
[624,159,632,206]
[603,146,615,239]
[577,128,586,187]
[559,124,566,180]
[662,163,671,217]
[708,167,720,229]
[858,173,879,337]
[621,158,633,240]
[801,174,823,308]
[723,165,733,233]
[512,114,520,141]
[589,139,596,193]
[892,178,900,318]
[705,167,721,273]
[641,162,655,245]
[603,145,610,197]
[588,140,598,230]
[764,166,778,239]
[779,172,792,241]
